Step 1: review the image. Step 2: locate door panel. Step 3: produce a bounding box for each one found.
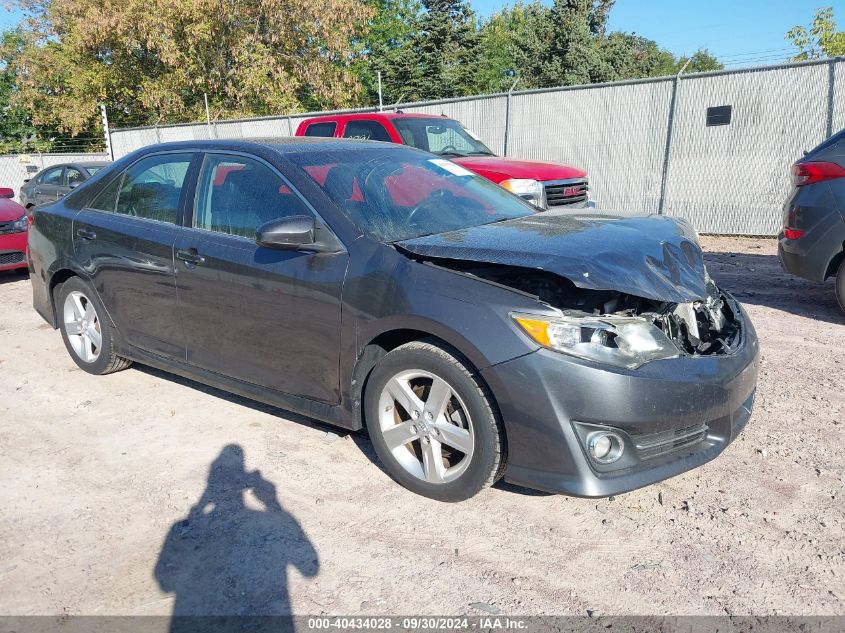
[174,230,347,402]
[174,152,347,403]
[36,167,64,204]
[73,211,185,357]
[72,152,195,358]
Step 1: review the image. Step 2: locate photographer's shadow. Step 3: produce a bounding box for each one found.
[154,444,318,631]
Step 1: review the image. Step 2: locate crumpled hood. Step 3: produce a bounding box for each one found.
[396,212,709,304]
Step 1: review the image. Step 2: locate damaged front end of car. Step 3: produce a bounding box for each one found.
[413,260,742,370]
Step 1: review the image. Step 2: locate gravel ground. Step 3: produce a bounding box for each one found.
[0,236,843,619]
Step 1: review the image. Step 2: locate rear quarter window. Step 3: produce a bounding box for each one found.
[303,122,337,137]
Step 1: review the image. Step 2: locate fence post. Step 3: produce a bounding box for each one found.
[99,105,114,161]
[287,116,293,136]
[503,76,520,157]
[826,58,837,139]
[658,60,690,215]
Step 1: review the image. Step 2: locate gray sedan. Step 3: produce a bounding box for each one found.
[19,161,111,208]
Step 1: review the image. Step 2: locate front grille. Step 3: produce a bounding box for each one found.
[0,251,25,266]
[634,423,709,461]
[543,179,589,207]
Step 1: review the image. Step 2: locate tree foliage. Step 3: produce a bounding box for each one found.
[787,6,845,60]
[7,0,372,135]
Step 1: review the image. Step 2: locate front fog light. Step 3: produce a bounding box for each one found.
[587,431,624,464]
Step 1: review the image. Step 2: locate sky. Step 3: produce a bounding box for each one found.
[474,0,845,65]
[1,0,843,68]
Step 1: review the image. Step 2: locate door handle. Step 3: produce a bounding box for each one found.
[76,228,97,240]
[176,248,206,266]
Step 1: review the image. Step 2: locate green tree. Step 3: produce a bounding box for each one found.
[415,0,482,99]
[356,0,425,106]
[540,0,614,86]
[787,6,845,60]
[477,2,553,92]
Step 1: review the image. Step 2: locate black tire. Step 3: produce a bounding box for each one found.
[837,259,845,315]
[364,339,506,502]
[56,276,132,375]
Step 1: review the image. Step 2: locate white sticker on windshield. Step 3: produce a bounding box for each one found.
[429,159,475,177]
[463,128,482,141]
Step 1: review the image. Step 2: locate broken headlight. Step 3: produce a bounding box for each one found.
[511,312,680,369]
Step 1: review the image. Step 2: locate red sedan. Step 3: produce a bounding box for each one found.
[0,187,29,273]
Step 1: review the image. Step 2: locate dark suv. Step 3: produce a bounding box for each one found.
[28,138,758,501]
[778,129,845,313]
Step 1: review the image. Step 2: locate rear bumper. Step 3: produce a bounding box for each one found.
[0,231,28,271]
[778,183,845,282]
[481,303,759,497]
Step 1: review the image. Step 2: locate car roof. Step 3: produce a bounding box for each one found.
[300,112,452,124]
[34,161,111,173]
[126,137,413,155]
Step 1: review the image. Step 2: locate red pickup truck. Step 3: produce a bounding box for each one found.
[295,113,593,210]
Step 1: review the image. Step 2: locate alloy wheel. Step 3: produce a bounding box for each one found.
[377,369,475,484]
[63,290,103,363]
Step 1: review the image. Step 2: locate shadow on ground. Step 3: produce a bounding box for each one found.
[0,268,28,285]
[155,444,319,632]
[703,249,843,325]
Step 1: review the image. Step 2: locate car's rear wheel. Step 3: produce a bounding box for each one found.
[836,259,845,315]
[57,277,132,375]
[364,339,505,502]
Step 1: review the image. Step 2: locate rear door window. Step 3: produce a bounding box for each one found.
[303,122,337,137]
[342,120,392,142]
[115,154,192,224]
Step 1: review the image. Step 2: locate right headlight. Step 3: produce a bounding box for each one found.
[511,312,679,369]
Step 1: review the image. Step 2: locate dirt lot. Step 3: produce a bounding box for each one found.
[0,236,843,619]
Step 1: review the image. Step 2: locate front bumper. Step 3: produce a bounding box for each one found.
[481,306,759,497]
[0,231,28,271]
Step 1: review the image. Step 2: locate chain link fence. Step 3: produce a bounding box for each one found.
[4,58,840,234]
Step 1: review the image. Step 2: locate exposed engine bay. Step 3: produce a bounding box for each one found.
[435,261,742,356]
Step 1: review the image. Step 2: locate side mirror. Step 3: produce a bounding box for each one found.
[69,182,80,189]
[256,215,317,250]
[0,187,14,199]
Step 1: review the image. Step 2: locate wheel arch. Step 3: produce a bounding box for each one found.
[350,321,501,434]
[824,242,845,279]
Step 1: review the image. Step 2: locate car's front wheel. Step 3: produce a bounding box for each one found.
[57,277,132,375]
[364,340,505,502]
[836,259,845,315]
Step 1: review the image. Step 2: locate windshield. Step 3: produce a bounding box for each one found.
[392,118,494,157]
[289,146,535,242]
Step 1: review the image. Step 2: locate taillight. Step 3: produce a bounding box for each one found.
[792,161,845,186]
[783,228,804,240]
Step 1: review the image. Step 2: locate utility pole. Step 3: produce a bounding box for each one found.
[377,71,383,112]
[99,104,113,161]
